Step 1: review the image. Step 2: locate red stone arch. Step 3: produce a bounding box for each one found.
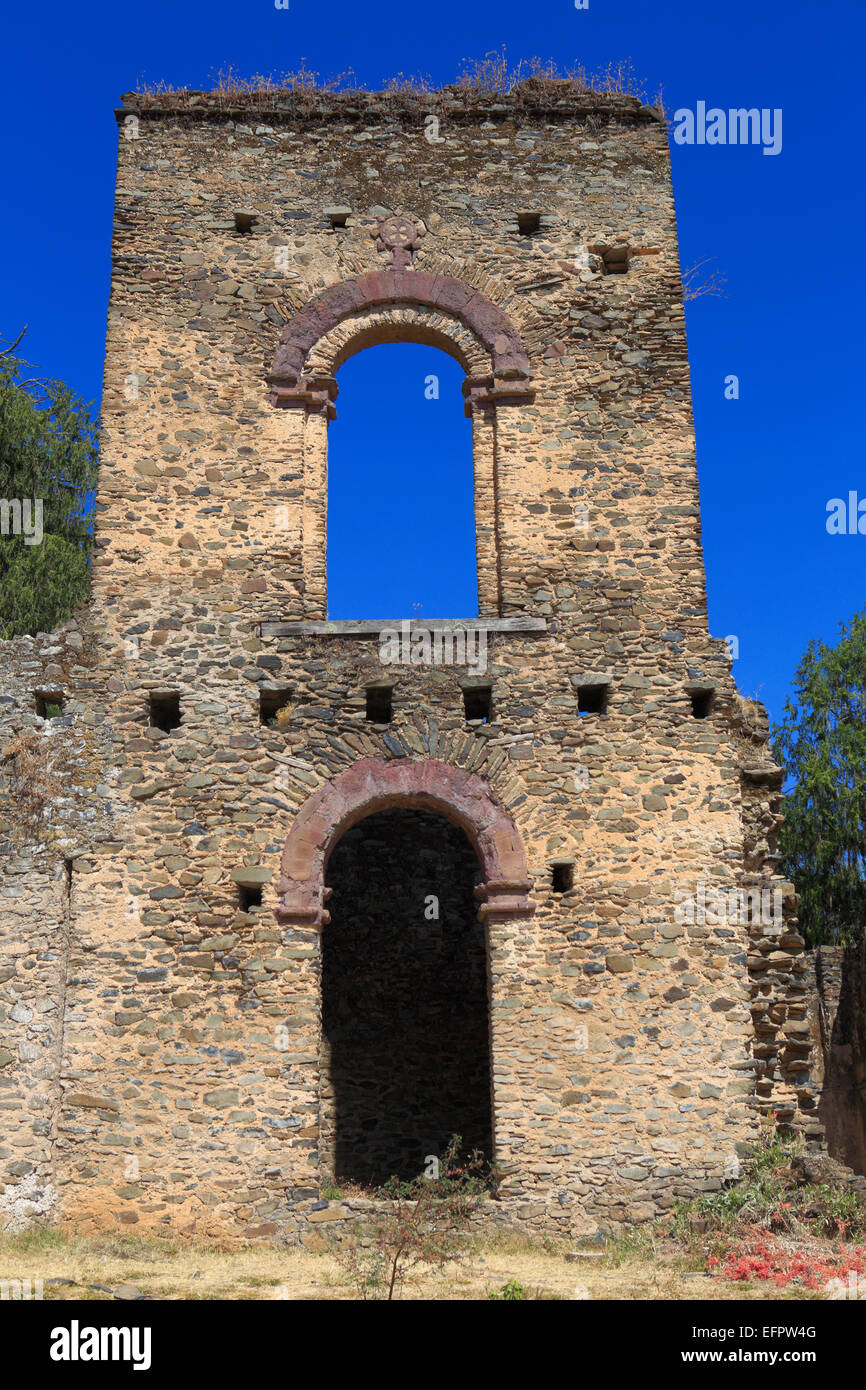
[276,758,534,929]
[267,270,534,418]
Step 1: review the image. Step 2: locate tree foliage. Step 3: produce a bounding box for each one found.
[0,352,98,639]
[772,610,866,945]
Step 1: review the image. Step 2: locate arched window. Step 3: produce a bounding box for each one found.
[267,275,535,621]
[327,343,476,619]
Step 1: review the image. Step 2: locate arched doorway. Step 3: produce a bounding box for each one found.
[322,806,492,1185]
[275,757,536,1187]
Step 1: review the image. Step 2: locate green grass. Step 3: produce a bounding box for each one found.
[1,1224,72,1256]
[670,1132,866,1243]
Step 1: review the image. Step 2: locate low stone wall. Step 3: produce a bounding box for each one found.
[0,867,67,1230]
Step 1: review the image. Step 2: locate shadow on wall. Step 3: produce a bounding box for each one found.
[813,938,866,1174]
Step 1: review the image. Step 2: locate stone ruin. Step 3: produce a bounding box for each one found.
[0,82,860,1243]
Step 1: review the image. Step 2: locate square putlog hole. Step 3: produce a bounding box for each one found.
[463,684,492,723]
[260,687,292,727]
[552,863,575,894]
[577,683,608,715]
[517,212,542,237]
[366,685,393,724]
[238,883,263,912]
[689,688,715,719]
[602,245,630,274]
[148,691,181,733]
[35,691,65,719]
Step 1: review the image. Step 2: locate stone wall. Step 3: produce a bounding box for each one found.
[0,84,812,1241]
[806,942,866,1175]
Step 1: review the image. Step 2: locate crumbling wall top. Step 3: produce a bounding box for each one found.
[117,83,664,129]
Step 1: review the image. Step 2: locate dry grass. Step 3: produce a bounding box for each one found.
[0,1225,822,1301]
[0,729,55,829]
[455,51,653,101]
[131,49,663,112]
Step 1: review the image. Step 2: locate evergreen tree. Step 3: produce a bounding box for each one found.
[0,349,98,638]
[772,610,866,945]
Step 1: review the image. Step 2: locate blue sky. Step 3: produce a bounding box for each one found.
[329,346,477,620]
[2,0,864,724]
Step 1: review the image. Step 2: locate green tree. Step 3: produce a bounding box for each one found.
[0,346,98,639]
[772,609,866,945]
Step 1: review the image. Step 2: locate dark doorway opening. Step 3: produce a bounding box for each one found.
[321,807,493,1187]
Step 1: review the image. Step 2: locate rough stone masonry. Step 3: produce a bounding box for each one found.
[0,81,833,1243]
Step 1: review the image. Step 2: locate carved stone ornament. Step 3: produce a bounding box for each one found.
[372,209,426,270]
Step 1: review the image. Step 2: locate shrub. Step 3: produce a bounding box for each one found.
[330,1137,492,1300]
[487,1279,528,1300]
